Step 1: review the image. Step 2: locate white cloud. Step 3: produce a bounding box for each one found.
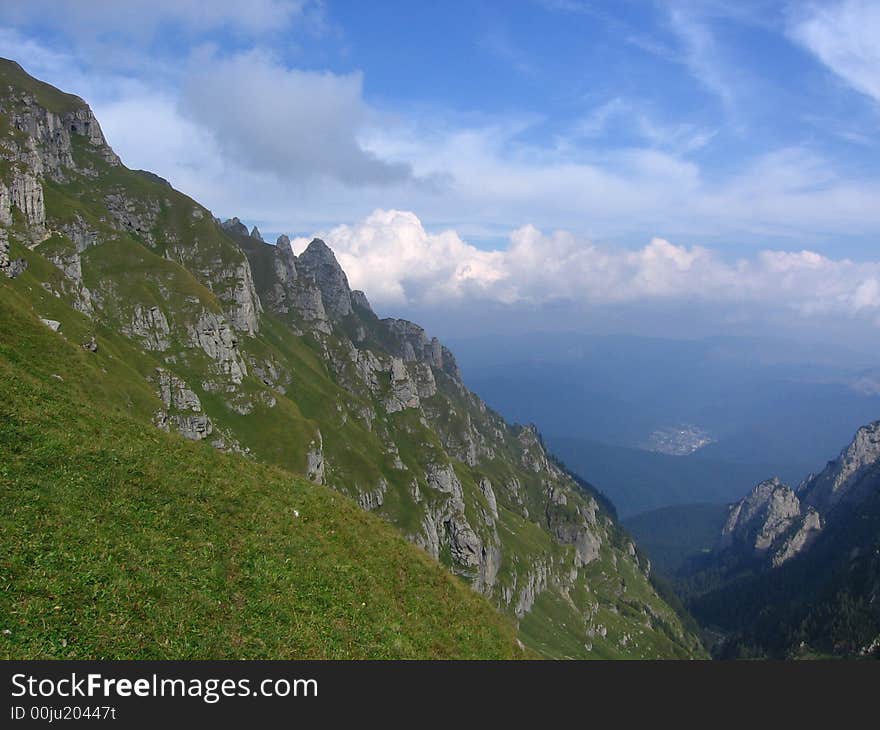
[664,3,742,109]
[179,49,412,185]
[3,19,880,257]
[790,0,880,103]
[298,208,880,326]
[292,210,507,305]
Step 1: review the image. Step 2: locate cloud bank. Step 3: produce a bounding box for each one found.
[294,209,880,325]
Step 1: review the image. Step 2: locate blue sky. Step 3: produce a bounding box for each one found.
[2,0,880,342]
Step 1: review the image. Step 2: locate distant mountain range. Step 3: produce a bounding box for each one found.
[548,437,811,518]
[449,331,880,516]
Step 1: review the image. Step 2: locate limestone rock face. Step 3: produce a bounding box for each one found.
[296,238,353,320]
[408,463,502,594]
[772,508,823,567]
[105,191,159,245]
[385,357,421,413]
[512,562,550,618]
[267,235,298,313]
[720,478,802,553]
[358,477,388,511]
[306,431,325,484]
[220,217,249,238]
[123,304,171,352]
[225,259,262,336]
[0,229,26,278]
[5,172,45,238]
[0,76,119,245]
[265,236,332,333]
[291,283,331,334]
[717,475,821,566]
[382,319,443,367]
[2,81,120,180]
[800,421,880,512]
[350,289,374,315]
[156,368,202,412]
[185,311,247,383]
[546,486,602,567]
[718,422,880,573]
[154,411,212,441]
[480,478,499,519]
[152,368,212,441]
[40,241,93,314]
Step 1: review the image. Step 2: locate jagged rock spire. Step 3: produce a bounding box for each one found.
[351,289,374,315]
[221,217,249,237]
[296,238,353,319]
[250,226,263,241]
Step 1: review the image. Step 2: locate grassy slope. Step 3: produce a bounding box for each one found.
[0,286,526,659]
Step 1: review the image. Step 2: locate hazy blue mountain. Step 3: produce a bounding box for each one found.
[449,331,880,515]
[624,504,729,577]
[548,437,809,517]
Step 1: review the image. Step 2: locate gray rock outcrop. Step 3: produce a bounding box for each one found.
[185,311,247,383]
[123,304,171,352]
[720,478,801,553]
[351,289,374,315]
[800,421,880,512]
[306,432,325,484]
[0,229,26,278]
[152,368,212,441]
[295,238,353,320]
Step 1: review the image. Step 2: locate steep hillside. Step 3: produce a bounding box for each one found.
[0,285,526,659]
[681,423,880,658]
[0,58,702,659]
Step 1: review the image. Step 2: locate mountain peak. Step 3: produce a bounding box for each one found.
[801,419,880,512]
[296,238,352,319]
[719,476,800,554]
[221,217,249,237]
[300,237,335,260]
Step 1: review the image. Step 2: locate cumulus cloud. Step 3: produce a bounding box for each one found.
[294,209,880,324]
[790,0,880,103]
[180,49,413,185]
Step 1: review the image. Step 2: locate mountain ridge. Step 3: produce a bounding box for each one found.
[680,421,880,658]
[0,57,702,658]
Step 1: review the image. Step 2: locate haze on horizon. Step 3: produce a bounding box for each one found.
[2,0,880,353]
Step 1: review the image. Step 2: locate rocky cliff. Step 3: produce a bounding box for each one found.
[719,477,822,568]
[0,58,702,659]
[715,420,880,570]
[685,420,880,657]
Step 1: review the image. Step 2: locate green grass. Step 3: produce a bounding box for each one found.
[0,290,527,660]
[0,58,85,114]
